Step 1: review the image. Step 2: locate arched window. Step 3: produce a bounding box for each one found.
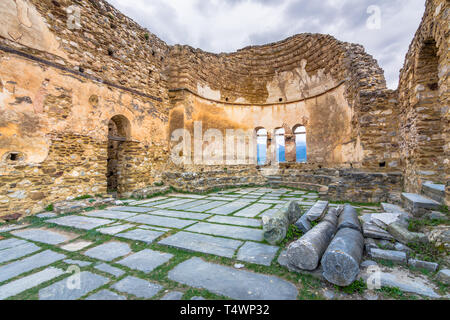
[294,126,307,163]
[256,128,267,165]
[275,128,286,163]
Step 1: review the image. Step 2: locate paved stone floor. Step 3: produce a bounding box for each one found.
[0,187,422,300]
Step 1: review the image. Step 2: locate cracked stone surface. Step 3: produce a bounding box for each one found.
[112,276,163,299]
[168,258,298,300]
[84,242,132,261]
[39,271,109,300]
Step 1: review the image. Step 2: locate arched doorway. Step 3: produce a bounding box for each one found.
[107,115,131,194]
[256,128,267,165]
[294,125,307,163]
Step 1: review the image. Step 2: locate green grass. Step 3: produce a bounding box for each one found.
[407,242,445,263]
[45,204,54,212]
[377,286,406,299]
[74,195,94,200]
[280,225,303,246]
[336,279,367,295]
[408,218,449,232]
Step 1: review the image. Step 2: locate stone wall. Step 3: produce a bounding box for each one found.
[0,0,171,217]
[167,33,391,168]
[0,0,448,217]
[397,0,449,204]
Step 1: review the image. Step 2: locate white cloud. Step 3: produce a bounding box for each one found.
[107,0,426,89]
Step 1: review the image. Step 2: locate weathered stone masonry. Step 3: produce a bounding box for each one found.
[0,0,448,218]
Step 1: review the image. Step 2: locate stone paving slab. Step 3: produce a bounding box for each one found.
[161,291,184,300]
[125,214,196,229]
[169,200,212,211]
[84,242,131,262]
[85,210,138,220]
[0,242,41,264]
[0,224,30,233]
[11,228,78,245]
[116,229,164,244]
[60,240,93,252]
[0,250,66,283]
[109,206,155,213]
[158,232,243,258]
[168,258,298,300]
[148,210,211,221]
[86,289,126,300]
[233,203,273,218]
[207,215,262,227]
[36,213,57,219]
[0,267,65,300]
[0,238,29,250]
[97,224,135,235]
[187,201,229,212]
[237,242,279,266]
[168,194,206,199]
[205,197,235,201]
[64,259,93,267]
[206,202,251,215]
[48,216,113,230]
[139,199,176,207]
[94,263,125,278]
[153,198,198,209]
[186,223,264,241]
[258,199,288,204]
[111,276,163,299]
[117,249,173,273]
[138,225,171,232]
[129,197,168,206]
[39,271,109,300]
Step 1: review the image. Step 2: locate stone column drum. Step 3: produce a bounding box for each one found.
[263,200,302,245]
[321,204,364,286]
[287,208,339,270]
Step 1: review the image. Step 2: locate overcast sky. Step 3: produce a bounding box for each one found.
[107,0,426,89]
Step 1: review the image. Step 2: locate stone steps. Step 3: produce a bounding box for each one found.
[422,182,446,204]
[401,193,441,217]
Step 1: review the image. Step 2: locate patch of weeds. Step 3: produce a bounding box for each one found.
[408,218,449,232]
[97,204,107,210]
[183,288,228,300]
[435,281,449,296]
[377,286,405,299]
[45,204,54,212]
[376,259,395,268]
[336,279,367,295]
[144,33,149,40]
[83,207,96,212]
[280,225,303,246]
[74,195,94,201]
[407,242,444,263]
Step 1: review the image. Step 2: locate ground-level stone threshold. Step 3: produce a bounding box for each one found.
[0,188,448,300]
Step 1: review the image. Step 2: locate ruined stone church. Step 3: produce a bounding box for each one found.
[0,0,448,218]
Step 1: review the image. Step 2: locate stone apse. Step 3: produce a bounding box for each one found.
[0,0,448,217]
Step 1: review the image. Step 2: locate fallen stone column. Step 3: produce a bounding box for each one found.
[294,200,329,233]
[321,204,364,286]
[287,208,339,270]
[263,201,302,245]
[337,204,362,232]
